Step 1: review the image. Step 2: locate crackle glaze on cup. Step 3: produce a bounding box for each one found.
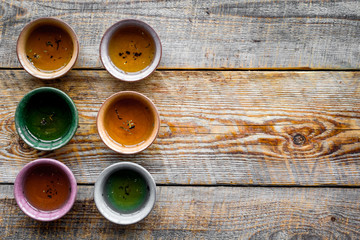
[17,17,79,79]
[94,162,156,225]
[14,158,77,221]
[97,91,160,154]
[100,19,162,82]
[15,87,78,151]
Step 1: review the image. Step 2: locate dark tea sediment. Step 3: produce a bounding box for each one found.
[105,169,149,213]
[104,98,154,147]
[24,92,72,141]
[108,27,155,73]
[24,165,71,211]
[25,25,73,72]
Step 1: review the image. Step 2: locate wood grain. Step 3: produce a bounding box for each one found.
[1,70,360,186]
[0,0,359,69]
[0,185,359,239]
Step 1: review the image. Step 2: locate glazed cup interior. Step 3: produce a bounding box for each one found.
[97,91,160,154]
[17,17,79,79]
[15,87,78,151]
[14,158,77,222]
[100,19,162,82]
[94,162,156,225]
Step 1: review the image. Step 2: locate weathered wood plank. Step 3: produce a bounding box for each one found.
[0,185,359,239]
[0,70,360,186]
[0,0,359,69]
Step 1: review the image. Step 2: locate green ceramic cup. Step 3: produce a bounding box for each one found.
[15,87,78,151]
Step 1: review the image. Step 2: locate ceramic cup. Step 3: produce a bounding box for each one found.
[17,17,79,79]
[14,158,77,221]
[100,19,162,82]
[15,87,78,151]
[94,162,156,225]
[97,91,160,154]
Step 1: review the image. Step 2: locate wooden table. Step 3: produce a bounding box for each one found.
[1,1,359,239]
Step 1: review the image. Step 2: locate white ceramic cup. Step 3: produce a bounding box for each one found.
[100,19,162,82]
[94,162,156,225]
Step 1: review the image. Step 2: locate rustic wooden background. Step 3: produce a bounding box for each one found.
[0,0,359,239]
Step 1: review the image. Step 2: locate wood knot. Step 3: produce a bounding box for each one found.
[293,134,306,145]
[18,138,32,152]
[331,216,336,222]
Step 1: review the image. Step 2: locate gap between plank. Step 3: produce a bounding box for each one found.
[0,67,359,72]
[0,182,359,188]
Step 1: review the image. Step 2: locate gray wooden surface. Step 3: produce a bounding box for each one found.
[0,0,360,239]
[0,0,359,69]
[1,70,360,187]
[1,185,359,239]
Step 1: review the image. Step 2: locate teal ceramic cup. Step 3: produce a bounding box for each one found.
[15,87,78,151]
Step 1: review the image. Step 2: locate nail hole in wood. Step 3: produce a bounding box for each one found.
[293,134,306,145]
[331,216,336,222]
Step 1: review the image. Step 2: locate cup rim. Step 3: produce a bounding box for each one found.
[14,158,77,221]
[15,87,79,151]
[94,162,156,225]
[16,17,79,80]
[96,91,160,154]
[99,19,162,82]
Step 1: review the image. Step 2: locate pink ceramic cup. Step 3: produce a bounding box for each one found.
[14,158,77,221]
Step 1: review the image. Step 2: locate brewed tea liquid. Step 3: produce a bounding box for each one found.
[104,98,154,147]
[25,25,73,72]
[108,27,155,72]
[24,165,71,211]
[105,169,149,213]
[24,92,72,141]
